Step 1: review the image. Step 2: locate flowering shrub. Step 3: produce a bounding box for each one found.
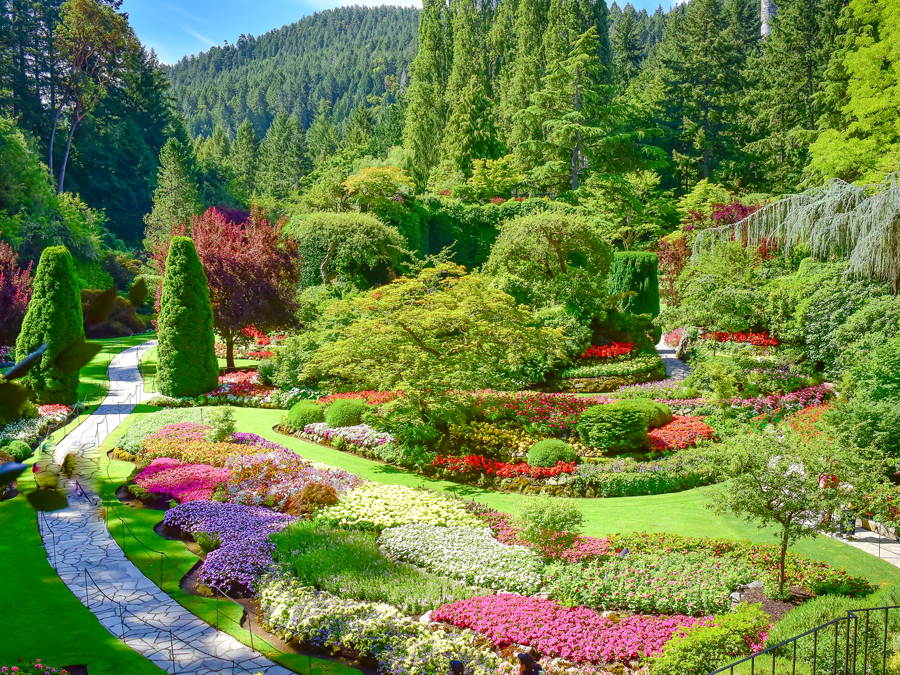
[648,416,715,451]
[582,342,634,360]
[257,574,501,675]
[36,404,71,420]
[787,405,832,441]
[225,450,364,509]
[134,457,230,501]
[317,483,485,531]
[702,331,778,347]
[664,328,684,347]
[318,390,400,406]
[140,436,273,467]
[163,501,293,592]
[378,524,543,594]
[546,552,756,615]
[302,422,395,450]
[467,391,610,433]
[0,403,74,445]
[433,594,710,664]
[1,660,68,675]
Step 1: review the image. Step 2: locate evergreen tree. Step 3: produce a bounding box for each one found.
[612,5,643,89]
[305,101,340,168]
[342,104,376,149]
[15,245,84,404]
[228,120,259,203]
[257,111,311,199]
[143,137,201,248]
[155,235,219,398]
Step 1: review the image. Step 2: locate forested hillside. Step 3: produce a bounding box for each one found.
[163,6,419,139]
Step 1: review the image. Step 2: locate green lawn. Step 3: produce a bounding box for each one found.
[139,346,257,394]
[0,336,166,674]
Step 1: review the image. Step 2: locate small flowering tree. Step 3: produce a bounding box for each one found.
[0,237,33,345]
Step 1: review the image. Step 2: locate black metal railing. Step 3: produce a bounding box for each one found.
[710,605,900,675]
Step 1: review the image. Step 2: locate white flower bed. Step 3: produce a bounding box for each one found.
[303,422,395,449]
[0,405,73,446]
[316,483,484,531]
[379,524,544,594]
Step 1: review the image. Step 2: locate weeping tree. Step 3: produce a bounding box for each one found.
[693,173,900,289]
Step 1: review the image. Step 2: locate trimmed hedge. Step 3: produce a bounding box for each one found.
[288,401,324,431]
[607,252,660,318]
[527,439,578,467]
[613,399,672,430]
[156,236,219,398]
[577,404,648,452]
[15,246,85,404]
[5,440,32,461]
[325,399,369,428]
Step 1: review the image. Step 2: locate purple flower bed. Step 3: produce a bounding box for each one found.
[662,384,832,414]
[230,432,293,451]
[163,501,294,592]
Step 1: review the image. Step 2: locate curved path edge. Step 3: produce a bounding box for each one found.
[37,340,291,675]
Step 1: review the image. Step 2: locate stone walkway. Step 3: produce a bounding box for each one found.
[829,528,900,569]
[655,337,691,380]
[38,341,292,675]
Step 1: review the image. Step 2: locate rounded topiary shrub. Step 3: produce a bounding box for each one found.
[288,401,324,431]
[5,440,32,462]
[613,398,673,430]
[156,236,219,398]
[325,399,369,428]
[528,439,579,467]
[577,404,648,452]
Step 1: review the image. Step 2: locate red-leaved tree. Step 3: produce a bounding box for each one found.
[153,207,299,368]
[0,236,33,346]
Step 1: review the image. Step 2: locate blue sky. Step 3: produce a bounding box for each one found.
[123,0,669,65]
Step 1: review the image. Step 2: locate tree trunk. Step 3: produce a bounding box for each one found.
[226,333,235,370]
[49,103,65,180]
[57,114,79,193]
[320,243,336,283]
[779,530,789,595]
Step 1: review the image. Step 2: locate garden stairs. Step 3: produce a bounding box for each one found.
[38,340,291,675]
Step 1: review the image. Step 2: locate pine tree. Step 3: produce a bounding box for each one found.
[143,137,201,249]
[15,246,85,404]
[257,111,311,199]
[305,101,340,168]
[228,120,259,203]
[612,5,643,89]
[342,104,376,149]
[156,235,219,398]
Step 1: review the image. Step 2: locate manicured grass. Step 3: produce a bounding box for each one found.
[139,346,257,394]
[227,407,900,588]
[0,336,166,675]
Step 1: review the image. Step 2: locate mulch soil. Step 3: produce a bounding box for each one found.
[740,586,816,623]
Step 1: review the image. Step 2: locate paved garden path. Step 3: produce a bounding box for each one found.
[655,337,691,380]
[39,340,292,675]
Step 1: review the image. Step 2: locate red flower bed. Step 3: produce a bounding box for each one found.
[702,331,778,347]
[433,454,577,479]
[468,391,609,432]
[581,342,633,360]
[317,390,401,406]
[787,404,832,441]
[648,416,715,451]
[247,350,274,359]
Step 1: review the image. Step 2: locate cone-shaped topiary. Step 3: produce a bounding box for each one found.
[15,246,85,404]
[156,236,219,398]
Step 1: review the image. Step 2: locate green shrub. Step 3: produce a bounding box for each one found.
[849,335,900,402]
[514,494,584,550]
[205,407,235,442]
[650,602,770,675]
[613,398,672,430]
[197,532,221,553]
[527,439,578,467]
[73,259,114,290]
[156,236,219,398]
[325,399,369,428]
[577,404,648,452]
[126,483,151,501]
[287,401,324,431]
[607,251,660,318]
[15,246,85,404]
[5,440,32,461]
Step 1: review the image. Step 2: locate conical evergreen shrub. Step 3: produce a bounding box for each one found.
[156,236,218,397]
[15,245,85,404]
[607,252,660,317]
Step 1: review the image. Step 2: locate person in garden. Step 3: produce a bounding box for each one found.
[449,660,464,675]
[517,653,543,674]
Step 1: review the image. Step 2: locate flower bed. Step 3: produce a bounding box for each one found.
[702,331,778,347]
[318,390,400,406]
[225,450,364,508]
[433,594,710,664]
[432,454,578,479]
[648,416,715,451]
[546,552,757,615]
[378,524,543,594]
[0,404,74,446]
[610,379,697,400]
[787,405,832,441]
[1,660,69,675]
[257,574,501,675]
[664,328,683,347]
[140,436,274,467]
[582,342,634,360]
[301,422,395,450]
[134,457,230,502]
[466,391,610,433]
[316,483,484,531]
[163,501,294,592]
[663,384,832,416]
[559,352,666,381]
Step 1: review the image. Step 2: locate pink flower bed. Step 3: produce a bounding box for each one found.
[433,595,710,664]
[220,370,260,385]
[479,509,611,562]
[145,422,210,444]
[134,457,230,502]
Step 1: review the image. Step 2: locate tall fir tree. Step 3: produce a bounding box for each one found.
[257,111,311,199]
[305,101,340,168]
[228,119,259,203]
[143,137,201,248]
[612,5,643,89]
[499,0,547,155]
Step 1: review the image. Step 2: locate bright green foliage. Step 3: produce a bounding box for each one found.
[287,401,324,431]
[0,116,54,242]
[466,156,523,199]
[342,167,411,212]
[227,120,259,203]
[831,295,900,371]
[305,101,340,169]
[849,336,900,403]
[286,212,407,288]
[676,180,732,221]
[257,112,311,200]
[204,407,235,442]
[650,602,770,675]
[5,440,32,461]
[613,398,672,430]
[143,137,201,249]
[15,246,85,404]
[806,0,900,183]
[514,494,584,551]
[527,438,578,467]
[325,399,369,428]
[577,403,648,452]
[607,252,660,317]
[155,236,218,398]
